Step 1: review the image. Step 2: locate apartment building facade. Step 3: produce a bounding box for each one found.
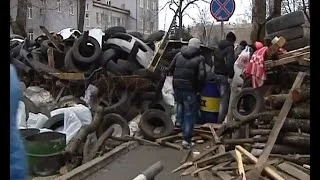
[10,0,159,39]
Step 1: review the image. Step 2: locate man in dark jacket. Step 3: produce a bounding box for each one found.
[213,32,236,123]
[168,38,206,149]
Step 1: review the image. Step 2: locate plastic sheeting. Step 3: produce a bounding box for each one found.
[161,76,175,107]
[51,104,92,143]
[24,86,54,107]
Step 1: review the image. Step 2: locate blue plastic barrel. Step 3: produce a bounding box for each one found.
[200,81,220,124]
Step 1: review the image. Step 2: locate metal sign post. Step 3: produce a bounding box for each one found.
[210,0,236,40]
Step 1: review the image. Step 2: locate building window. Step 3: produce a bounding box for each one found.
[85,13,90,27]
[86,3,89,11]
[96,12,101,26]
[121,4,125,9]
[28,31,34,40]
[27,5,33,19]
[40,8,45,15]
[140,19,143,29]
[152,1,156,11]
[57,0,61,12]
[121,18,125,26]
[107,15,111,28]
[69,2,74,15]
[150,22,154,32]
[140,0,143,8]
[40,0,46,5]
[146,0,149,9]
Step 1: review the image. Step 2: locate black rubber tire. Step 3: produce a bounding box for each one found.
[106,60,128,75]
[72,36,101,64]
[104,26,126,40]
[283,37,310,51]
[141,100,172,115]
[99,48,120,67]
[144,30,165,43]
[42,113,64,130]
[266,26,304,41]
[127,31,145,42]
[265,11,305,34]
[10,43,22,59]
[64,48,81,72]
[102,90,129,115]
[10,34,24,40]
[96,113,130,138]
[139,109,174,140]
[116,59,142,73]
[231,88,264,121]
[138,92,157,101]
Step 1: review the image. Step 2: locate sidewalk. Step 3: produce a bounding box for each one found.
[87,145,197,180]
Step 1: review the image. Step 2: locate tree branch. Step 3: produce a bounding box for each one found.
[181,0,199,13]
[301,0,310,22]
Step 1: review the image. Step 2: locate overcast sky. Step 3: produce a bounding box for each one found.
[158,0,252,30]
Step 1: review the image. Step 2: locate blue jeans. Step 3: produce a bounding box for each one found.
[214,75,231,123]
[174,88,197,143]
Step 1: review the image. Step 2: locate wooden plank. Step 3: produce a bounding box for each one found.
[209,125,225,153]
[56,142,138,180]
[195,151,234,168]
[216,171,233,180]
[198,170,220,180]
[278,46,309,59]
[247,72,306,180]
[235,149,246,180]
[172,161,193,173]
[49,73,85,80]
[266,52,310,68]
[181,165,197,176]
[155,134,181,143]
[192,146,218,162]
[190,165,214,177]
[286,162,310,175]
[47,47,55,68]
[277,162,310,180]
[235,146,285,180]
[180,149,192,164]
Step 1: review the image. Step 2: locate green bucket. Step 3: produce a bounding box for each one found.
[24,131,66,155]
[27,152,64,176]
[24,132,66,176]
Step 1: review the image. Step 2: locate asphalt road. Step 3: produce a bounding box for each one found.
[87,145,198,180]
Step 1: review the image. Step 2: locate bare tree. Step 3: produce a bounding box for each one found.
[78,0,86,32]
[188,7,214,45]
[250,0,266,43]
[164,0,210,38]
[11,0,28,37]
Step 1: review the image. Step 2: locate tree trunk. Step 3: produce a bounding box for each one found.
[178,0,183,39]
[78,0,86,32]
[14,0,28,37]
[271,118,310,133]
[273,0,282,17]
[251,0,266,43]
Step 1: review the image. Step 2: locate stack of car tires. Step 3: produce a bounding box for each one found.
[265,10,310,51]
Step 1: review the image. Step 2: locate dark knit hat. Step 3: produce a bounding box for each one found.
[226,32,236,42]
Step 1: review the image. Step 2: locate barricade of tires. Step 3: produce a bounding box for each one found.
[265,10,310,51]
